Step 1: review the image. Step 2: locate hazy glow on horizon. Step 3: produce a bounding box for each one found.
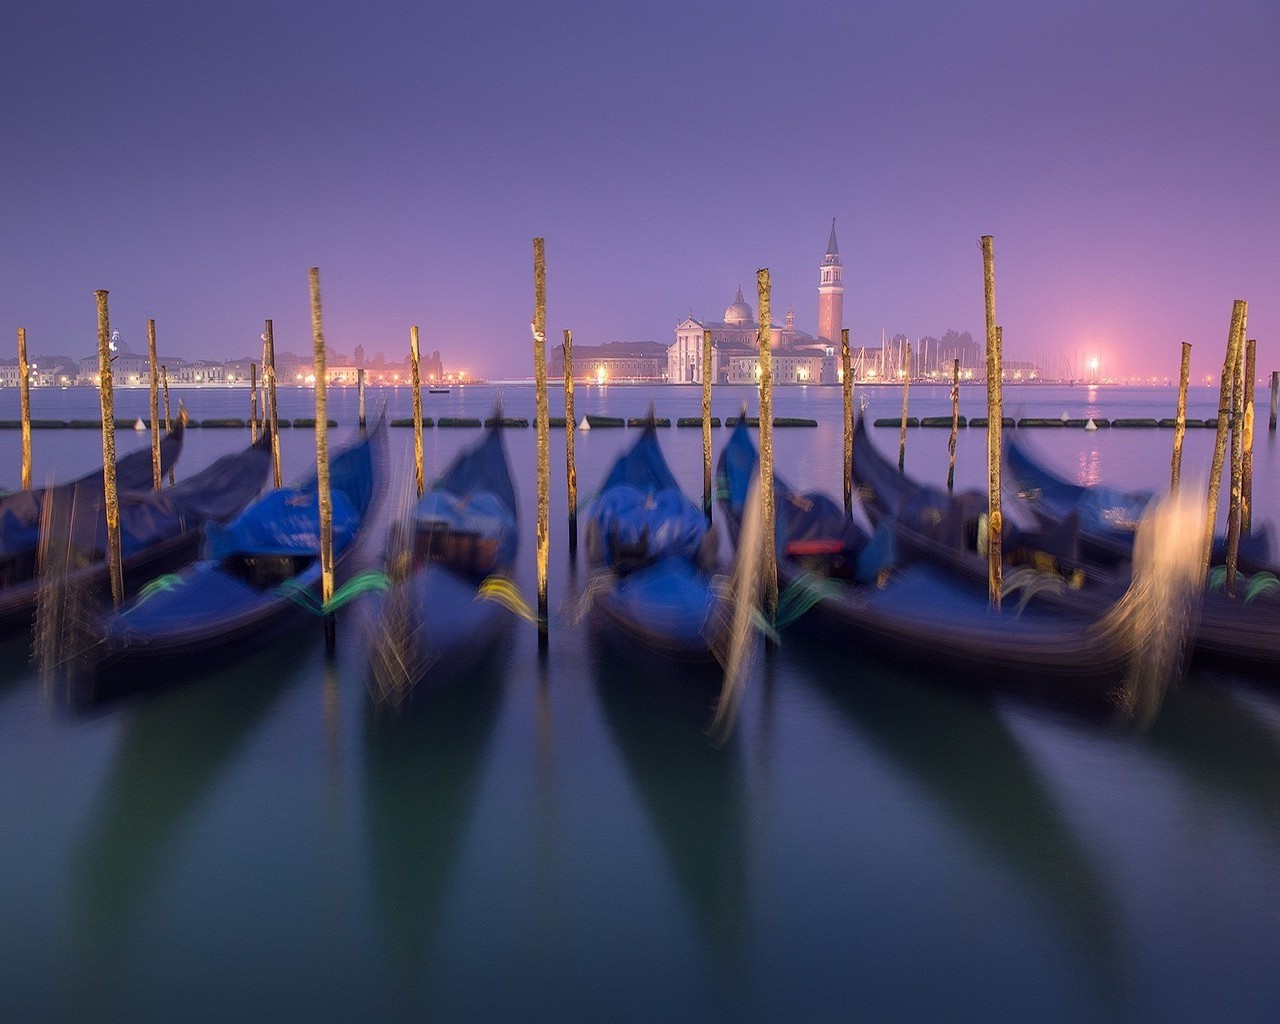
[1,1,1276,382]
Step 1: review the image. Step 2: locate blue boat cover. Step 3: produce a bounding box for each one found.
[207,432,373,561]
[719,417,892,584]
[588,425,705,571]
[0,424,185,557]
[414,422,518,567]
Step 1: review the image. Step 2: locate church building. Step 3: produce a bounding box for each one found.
[667,221,843,385]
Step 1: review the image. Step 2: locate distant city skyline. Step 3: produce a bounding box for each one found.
[3,2,1276,384]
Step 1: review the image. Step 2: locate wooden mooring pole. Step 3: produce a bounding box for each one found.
[147,319,161,491]
[95,291,124,608]
[898,341,911,473]
[264,320,282,488]
[1243,339,1256,538]
[564,329,578,556]
[703,328,713,522]
[533,238,550,649]
[410,325,424,498]
[162,364,174,486]
[357,367,366,430]
[1204,299,1246,583]
[1226,330,1247,597]
[250,362,259,443]
[1269,370,1278,432]
[980,237,1002,610]
[841,327,853,514]
[17,327,31,490]
[947,357,960,493]
[1170,341,1191,491]
[308,268,336,654]
[757,268,778,631]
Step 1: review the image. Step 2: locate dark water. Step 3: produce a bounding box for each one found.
[0,383,1277,1022]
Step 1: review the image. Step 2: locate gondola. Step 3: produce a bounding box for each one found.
[73,418,386,703]
[1003,432,1280,676]
[849,412,1121,618]
[0,420,186,632]
[717,417,1198,717]
[1005,431,1274,570]
[584,418,727,667]
[367,420,518,706]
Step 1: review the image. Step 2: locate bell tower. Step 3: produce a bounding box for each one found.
[817,218,843,346]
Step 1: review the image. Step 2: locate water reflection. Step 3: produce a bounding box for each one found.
[360,637,508,1001]
[1147,678,1280,844]
[69,641,306,999]
[788,641,1123,1000]
[588,632,747,993]
[590,636,749,997]
[1076,447,1103,488]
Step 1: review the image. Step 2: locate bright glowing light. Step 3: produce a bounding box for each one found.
[596,365,607,386]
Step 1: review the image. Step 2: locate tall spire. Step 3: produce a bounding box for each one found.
[826,217,839,258]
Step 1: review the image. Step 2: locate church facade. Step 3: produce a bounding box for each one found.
[667,222,843,385]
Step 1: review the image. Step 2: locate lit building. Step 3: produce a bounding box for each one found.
[668,222,842,385]
[549,340,668,382]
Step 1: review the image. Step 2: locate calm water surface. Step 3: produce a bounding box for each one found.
[0,383,1277,1022]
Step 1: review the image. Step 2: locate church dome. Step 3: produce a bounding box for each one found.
[724,287,753,326]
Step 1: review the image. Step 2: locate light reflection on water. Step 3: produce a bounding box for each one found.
[0,384,1277,1021]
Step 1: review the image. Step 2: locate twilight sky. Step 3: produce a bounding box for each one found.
[2,0,1277,380]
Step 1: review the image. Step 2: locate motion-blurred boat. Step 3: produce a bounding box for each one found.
[718,416,1200,717]
[73,418,385,703]
[584,417,727,668]
[367,419,518,706]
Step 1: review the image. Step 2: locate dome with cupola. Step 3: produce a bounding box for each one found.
[724,287,753,326]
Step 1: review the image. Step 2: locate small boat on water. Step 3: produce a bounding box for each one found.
[0,421,189,636]
[718,417,1201,718]
[1005,432,1274,570]
[584,417,727,668]
[73,418,386,703]
[849,413,1117,618]
[1003,432,1280,677]
[367,419,518,706]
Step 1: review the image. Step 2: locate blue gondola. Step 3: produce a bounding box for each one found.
[0,420,186,633]
[1003,431,1280,676]
[76,418,386,703]
[718,416,1194,717]
[1006,431,1274,569]
[367,420,518,706]
[584,419,727,667]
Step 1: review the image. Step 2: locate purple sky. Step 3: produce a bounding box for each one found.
[3,0,1277,380]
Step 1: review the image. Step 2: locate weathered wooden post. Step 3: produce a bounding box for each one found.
[357,367,366,430]
[841,327,853,514]
[410,325,424,498]
[947,357,960,492]
[308,268,336,654]
[981,236,1002,610]
[1269,370,1278,432]
[95,291,124,608]
[1203,299,1246,582]
[1242,339,1256,538]
[702,328,713,522]
[145,319,160,491]
[1170,341,1191,491]
[1225,331,1247,596]
[263,319,282,488]
[563,329,578,556]
[250,362,259,443]
[757,268,778,630]
[162,364,174,486]
[17,327,32,490]
[898,341,911,473]
[533,238,550,649]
